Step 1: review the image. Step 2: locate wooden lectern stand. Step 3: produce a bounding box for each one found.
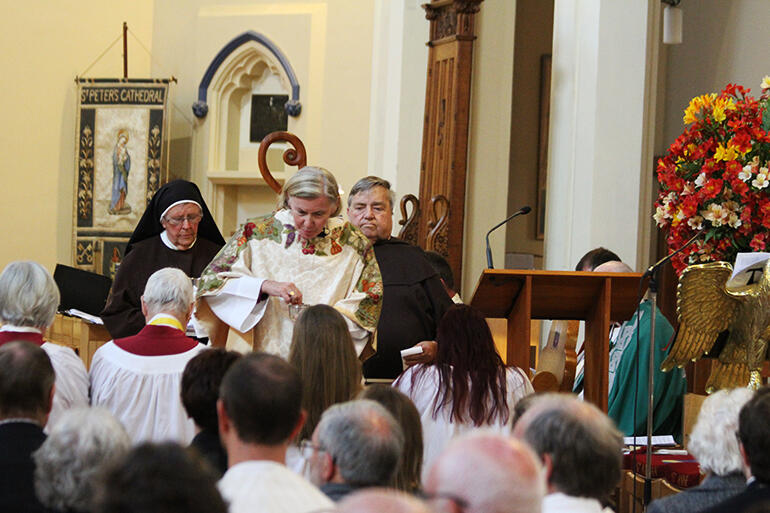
[470,269,643,410]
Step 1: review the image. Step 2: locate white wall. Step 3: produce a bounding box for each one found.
[544,0,653,272]
[367,0,428,230]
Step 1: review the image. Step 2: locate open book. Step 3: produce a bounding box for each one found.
[727,252,770,288]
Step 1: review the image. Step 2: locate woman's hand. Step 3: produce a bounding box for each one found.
[403,340,437,366]
[261,280,303,304]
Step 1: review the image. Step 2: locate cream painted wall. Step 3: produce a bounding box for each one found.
[150,0,375,234]
[463,0,517,298]
[506,0,553,268]
[0,2,154,272]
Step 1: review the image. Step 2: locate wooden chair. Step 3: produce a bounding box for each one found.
[257,130,451,256]
[617,470,681,513]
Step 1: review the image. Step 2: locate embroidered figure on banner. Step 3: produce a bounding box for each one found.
[110,129,132,214]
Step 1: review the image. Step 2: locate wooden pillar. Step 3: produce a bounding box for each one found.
[420,0,483,289]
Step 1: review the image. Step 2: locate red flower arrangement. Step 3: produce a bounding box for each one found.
[655,77,770,274]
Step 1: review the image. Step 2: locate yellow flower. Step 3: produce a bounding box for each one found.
[683,93,717,123]
[762,75,770,90]
[711,97,736,123]
[714,143,738,162]
[712,103,726,123]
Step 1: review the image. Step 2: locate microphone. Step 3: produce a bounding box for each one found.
[485,206,532,269]
[642,229,704,279]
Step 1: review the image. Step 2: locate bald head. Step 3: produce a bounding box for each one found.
[512,393,622,500]
[592,260,634,273]
[426,432,544,513]
[338,489,431,513]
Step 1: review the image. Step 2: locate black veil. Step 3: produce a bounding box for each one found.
[126,180,225,254]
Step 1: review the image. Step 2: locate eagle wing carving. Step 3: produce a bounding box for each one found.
[661,261,741,371]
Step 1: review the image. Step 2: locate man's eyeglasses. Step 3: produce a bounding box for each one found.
[298,439,325,458]
[163,214,203,226]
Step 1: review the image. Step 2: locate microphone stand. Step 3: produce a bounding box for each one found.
[639,230,702,506]
[485,207,531,269]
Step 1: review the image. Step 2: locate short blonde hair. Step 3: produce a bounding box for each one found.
[279,166,341,216]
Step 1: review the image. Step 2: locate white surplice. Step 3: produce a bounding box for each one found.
[394,365,534,484]
[89,340,204,444]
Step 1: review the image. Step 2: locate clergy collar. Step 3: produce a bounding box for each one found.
[160,230,197,251]
[147,313,186,332]
[0,325,43,334]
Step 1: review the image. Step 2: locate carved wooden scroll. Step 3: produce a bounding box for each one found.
[419,0,483,288]
[426,194,450,255]
[397,194,421,246]
[257,131,308,194]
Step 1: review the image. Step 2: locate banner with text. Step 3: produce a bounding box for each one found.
[73,79,171,278]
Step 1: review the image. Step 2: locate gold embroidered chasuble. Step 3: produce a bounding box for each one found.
[196,209,382,358]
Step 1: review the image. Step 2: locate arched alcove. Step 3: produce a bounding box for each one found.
[194,32,301,234]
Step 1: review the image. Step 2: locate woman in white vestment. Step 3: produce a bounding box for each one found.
[195,167,383,358]
[394,304,533,483]
[0,261,89,430]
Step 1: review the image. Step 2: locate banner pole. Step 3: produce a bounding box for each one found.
[123,22,128,78]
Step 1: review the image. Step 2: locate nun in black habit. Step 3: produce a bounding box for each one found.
[100,180,225,339]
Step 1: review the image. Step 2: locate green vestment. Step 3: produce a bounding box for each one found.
[607,300,687,437]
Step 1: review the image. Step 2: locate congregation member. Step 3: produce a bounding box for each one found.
[289,304,362,442]
[648,388,753,513]
[347,176,454,379]
[33,407,131,513]
[196,166,382,357]
[702,387,770,513]
[288,304,362,471]
[425,432,545,513]
[513,393,622,513]
[591,259,686,436]
[359,385,424,494]
[101,179,225,339]
[181,348,242,477]
[92,442,227,513]
[307,400,405,502]
[395,304,533,481]
[575,246,620,272]
[424,250,462,303]
[217,353,333,513]
[0,261,88,429]
[0,341,55,513]
[90,267,204,443]
[339,489,432,513]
